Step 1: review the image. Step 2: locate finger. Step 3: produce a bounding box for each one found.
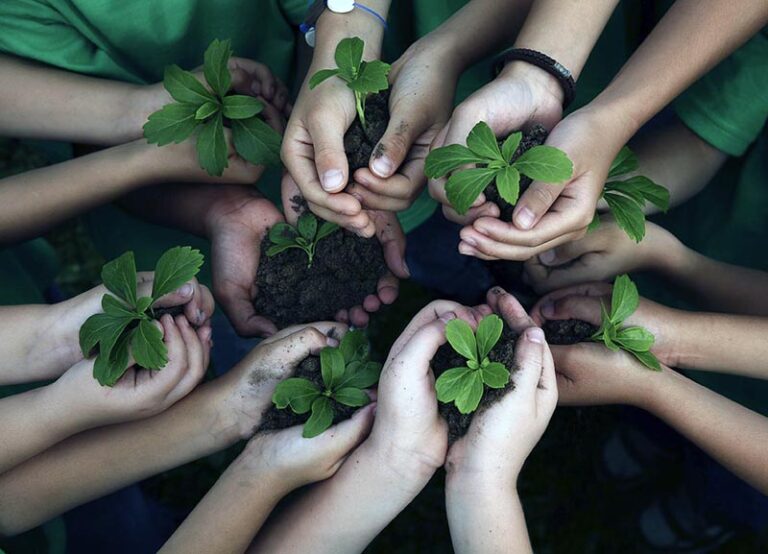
[306,113,349,193]
[197,324,213,370]
[374,211,409,279]
[160,314,188,385]
[473,205,592,249]
[513,179,566,230]
[537,232,605,267]
[348,306,370,328]
[537,294,604,325]
[461,223,586,262]
[511,327,546,399]
[376,273,400,306]
[308,200,372,233]
[259,327,335,376]
[228,57,276,100]
[369,109,424,178]
[486,287,535,333]
[260,321,347,346]
[313,401,376,460]
[217,280,278,337]
[166,315,207,400]
[363,294,381,313]
[148,278,196,309]
[532,253,615,294]
[442,201,500,226]
[346,178,410,212]
[258,99,285,134]
[385,314,454,375]
[387,300,465,359]
[537,337,558,414]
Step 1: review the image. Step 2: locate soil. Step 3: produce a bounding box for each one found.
[344,89,390,173]
[258,355,358,432]
[542,318,599,345]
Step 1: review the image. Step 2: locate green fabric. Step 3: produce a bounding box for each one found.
[0,240,58,305]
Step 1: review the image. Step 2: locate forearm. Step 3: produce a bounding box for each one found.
[312,1,391,65]
[645,368,768,494]
[446,480,532,554]
[250,441,433,553]
[0,54,151,145]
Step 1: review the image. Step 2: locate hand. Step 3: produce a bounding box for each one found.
[530,282,685,367]
[457,107,624,261]
[56,314,211,427]
[446,288,557,486]
[524,219,684,293]
[428,61,564,226]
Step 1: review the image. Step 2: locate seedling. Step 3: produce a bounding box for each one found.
[266,213,339,268]
[272,330,381,438]
[424,122,573,215]
[591,274,661,370]
[79,246,204,386]
[144,39,282,176]
[588,146,670,242]
[309,37,391,130]
[435,314,510,414]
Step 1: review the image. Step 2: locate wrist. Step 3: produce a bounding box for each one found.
[499,60,565,116]
[359,436,440,495]
[313,5,387,63]
[121,84,169,143]
[445,467,517,498]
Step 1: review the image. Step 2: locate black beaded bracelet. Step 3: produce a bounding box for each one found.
[493,48,576,110]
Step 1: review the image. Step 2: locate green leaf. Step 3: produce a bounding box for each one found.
[309,68,341,89]
[143,103,200,146]
[445,168,498,215]
[496,166,521,206]
[164,65,215,105]
[613,176,670,212]
[93,329,134,387]
[135,296,153,315]
[131,319,168,370]
[79,312,134,357]
[604,191,646,243]
[203,38,233,97]
[466,121,503,162]
[339,330,368,362]
[608,146,638,178]
[513,145,573,183]
[435,367,472,403]
[273,378,321,414]
[197,112,228,176]
[101,251,137,306]
[587,211,601,233]
[101,294,136,318]
[269,222,298,245]
[195,101,219,120]
[320,347,345,390]
[303,397,334,438]
[151,246,205,301]
[222,95,264,120]
[334,37,364,78]
[338,361,381,389]
[476,315,503,360]
[616,326,655,353]
[445,319,478,362]
[316,221,339,241]
[501,132,522,162]
[348,60,390,95]
[609,274,639,326]
[455,371,484,414]
[297,213,318,241]
[266,243,302,257]
[602,324,620,352]
[231,116,282,167]
[631,349,662,371]
[333,387,370,407]
[481,361,510,388]
[424,144,486,178]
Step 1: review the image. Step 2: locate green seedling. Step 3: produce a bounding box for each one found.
[80,246,204,386]
[144,39,282,176]
[272,330,381,438]
[424,121,573,215]
[266,212,339,268]
[435,314,510,414]
[591,274,661,370]
[309,36,390,130]
[589,146,670,242]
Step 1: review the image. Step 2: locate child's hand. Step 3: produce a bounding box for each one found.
[446,289,557,486]
[55,314,211,427]
[524,219,684,293]
[530,282,684,367]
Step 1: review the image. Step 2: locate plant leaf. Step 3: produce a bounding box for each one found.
[297,213,318,241]
[604,191,646,243]
[455,371,484,414]
[611,176,670,212]
[481,361,510,388]
[616,326,655,352]
[424,144,486,178]
[151,246,205,301]
[143,103,200,146]
[495,166,521,206]
[164,65,215,105]
[609,274,639,326]
[268,222,298,245]
[196,113,227,176]
[320,347,345,390]
[333,387,370,407]
[195,101,219,120]
[101,294,136,318]
[334,37,364,78]
[135,296,153,315]
[476,314,503,360]
[309,68,341,89]
[608,146,638,178]
[101,251,137,306]
[435,367,472,403]
[266,243,302,257]
[445,319,478,362]
[630,349,662,371]
[203,38,233,97]
[303,396,334,438]
[445,167,498,215]
[466,121,503,162]
[79,312,134,357]
[273,378,321,413]
[339,330,368,362]
[231,116,282,167]
[501,131,522,162]
[337,361,381,389]
[93,327,134,387]
[513,145,573,183]
[131,319,168,370]
[222,95,264,120]
[316,221,339,241]
[348,60,390,95]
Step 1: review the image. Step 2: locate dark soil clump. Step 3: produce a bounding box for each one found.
[543,319,599,345]
[258,355,358,432]
[254,228,388,328]
[344,90,389,173]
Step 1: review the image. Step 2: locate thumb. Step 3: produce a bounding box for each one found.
[258,326,336,378]
[374,211,409,278]
[313,402,376,464]
[370,108,428,178]
[538,294,604,326]
[281,172,303,225]
[385,314,453,376]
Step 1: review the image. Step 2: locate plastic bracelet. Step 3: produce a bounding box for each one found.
[493,48,576,109]
[301,0,387,47]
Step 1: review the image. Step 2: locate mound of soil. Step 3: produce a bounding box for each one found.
[345,89,390,172]
[543,319,599,345]
[259,355,359,432]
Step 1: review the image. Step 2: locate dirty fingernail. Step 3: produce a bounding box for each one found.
[516,207,536,230]
[322,170,344,191]
[539,249,557,265]
[526,327,545,344]
[372,156,393,177]
[196,309,206,325]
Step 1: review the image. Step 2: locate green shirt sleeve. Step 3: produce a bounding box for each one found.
[675,28,768,156]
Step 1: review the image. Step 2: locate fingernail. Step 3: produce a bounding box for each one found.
[196,309,206,325]
[516,207,536,230]
[458,243,478,256]
[474,224,490,237]
[463,236,478,247]
[401,260,411,278]
[327,336,340,347]
[179,283,193,297]
[526,327,545,344]
[372,156,393,178]
[439,311,457,323]
[539,249,557,265]
[322,170,344,191]
[490,286,505,296]
[200,327,212,341]
[541,301,555,318]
